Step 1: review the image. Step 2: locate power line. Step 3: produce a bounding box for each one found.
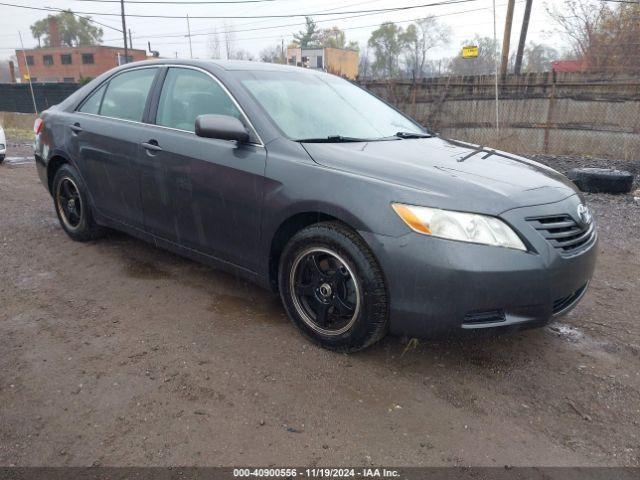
[73,0,280,3]
[145,4,525,46]
[102,0,386,41]
[0,0,483,19]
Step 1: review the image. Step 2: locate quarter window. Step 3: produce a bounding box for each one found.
[78,83,107,114]
[155,67,242,133]
[100,68,157,121]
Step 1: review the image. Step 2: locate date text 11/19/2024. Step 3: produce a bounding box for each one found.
[233,468,401,477]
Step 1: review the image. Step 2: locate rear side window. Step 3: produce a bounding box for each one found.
[155,67,242,132]
[78,83,107,114]
[100,68,157,122]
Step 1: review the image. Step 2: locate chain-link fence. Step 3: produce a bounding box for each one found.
[361,72,640,162]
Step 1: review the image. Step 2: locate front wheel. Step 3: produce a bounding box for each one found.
[278,222,388,352]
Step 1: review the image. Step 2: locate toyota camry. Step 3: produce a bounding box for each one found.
[33,60,597,351]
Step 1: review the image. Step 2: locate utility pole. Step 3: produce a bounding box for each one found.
[492,0,499,131]
[129,28,133,51]
[18,31,37,115]
[120,0,128,64]
[499,0,516,76]
[186,14,193,59]
[514,0,533,75]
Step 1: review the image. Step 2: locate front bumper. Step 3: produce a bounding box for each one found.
[362,195,598,338]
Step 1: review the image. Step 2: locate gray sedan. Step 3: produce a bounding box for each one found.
[33,60,597,351]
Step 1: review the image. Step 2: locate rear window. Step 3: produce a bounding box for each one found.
[99,68,157,122]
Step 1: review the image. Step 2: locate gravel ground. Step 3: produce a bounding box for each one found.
[1,143,639,467]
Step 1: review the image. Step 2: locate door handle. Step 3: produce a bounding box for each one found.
[141,140,162,152]
[70,123,83,134]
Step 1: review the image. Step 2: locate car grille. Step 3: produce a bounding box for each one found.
[553,283,588,315]
[526,214,595,253]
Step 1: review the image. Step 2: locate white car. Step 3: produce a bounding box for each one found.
[0,126,6,163]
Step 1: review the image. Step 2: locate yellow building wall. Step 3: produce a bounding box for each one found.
[324,48,359,80]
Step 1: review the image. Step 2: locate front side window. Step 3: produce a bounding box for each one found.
[43,55,53,66]
[239,70,423,140]
[100,68,157,121]
[155,67,242,132]
[82,53,94,64]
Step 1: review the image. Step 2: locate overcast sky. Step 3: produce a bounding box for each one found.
[0,0,568,61]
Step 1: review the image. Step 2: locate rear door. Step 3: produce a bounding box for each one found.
[70,67,159,227]
[137,66,267,271]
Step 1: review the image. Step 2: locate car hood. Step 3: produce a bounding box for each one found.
[301,137,578,214]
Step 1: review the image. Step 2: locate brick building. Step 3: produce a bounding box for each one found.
[14,17,146,83]
[15,45,147,83]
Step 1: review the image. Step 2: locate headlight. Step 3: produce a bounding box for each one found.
[392,203,527,251]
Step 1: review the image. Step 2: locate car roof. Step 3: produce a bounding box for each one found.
[118,58,324,75]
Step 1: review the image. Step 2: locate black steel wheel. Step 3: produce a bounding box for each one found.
[279,221,388,352]
[56,177,83,231]
[289,247,361,336]
[52,164,105,241]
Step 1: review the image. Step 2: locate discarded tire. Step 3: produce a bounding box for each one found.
[566,168,634,194]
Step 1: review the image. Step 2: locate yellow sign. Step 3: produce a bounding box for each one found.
[23,73,30,80]
[462,45,479,59]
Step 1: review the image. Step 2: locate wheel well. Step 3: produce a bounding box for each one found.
[47,155,68,193]
[268,212,340,291]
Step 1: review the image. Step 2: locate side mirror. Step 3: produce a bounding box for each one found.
[195,114,250,143]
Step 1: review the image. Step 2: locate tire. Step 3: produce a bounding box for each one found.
[0,154,5,164]
[52,164,105,241]
[566,168,634,194]
[278,221,388,352]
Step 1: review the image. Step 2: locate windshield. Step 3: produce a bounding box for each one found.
[238,70,424,141]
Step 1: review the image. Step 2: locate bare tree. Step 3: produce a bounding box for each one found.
[358,45,371,79]
[208,28,221,59]
[547,0,640,73]
[260,45,281,63]
[546,0,607,60]
[223,22,236,60]
[400,16,450,80]
[231,49,254,61]
[522,42,558,72]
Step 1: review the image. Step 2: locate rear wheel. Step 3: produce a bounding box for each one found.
[53,164,105,241]
[279,222,388,352]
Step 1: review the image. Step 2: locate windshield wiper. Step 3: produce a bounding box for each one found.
[295,135,371,143]
[394,131,433,139]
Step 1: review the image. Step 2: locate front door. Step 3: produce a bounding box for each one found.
[138,67,266,272]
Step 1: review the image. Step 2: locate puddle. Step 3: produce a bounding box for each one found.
[547,323,584,342]
[3,156,34,166]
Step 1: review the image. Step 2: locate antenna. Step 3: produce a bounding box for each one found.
[18,31,37,115]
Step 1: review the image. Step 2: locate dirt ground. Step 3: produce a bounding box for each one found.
[1,143,639,467]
